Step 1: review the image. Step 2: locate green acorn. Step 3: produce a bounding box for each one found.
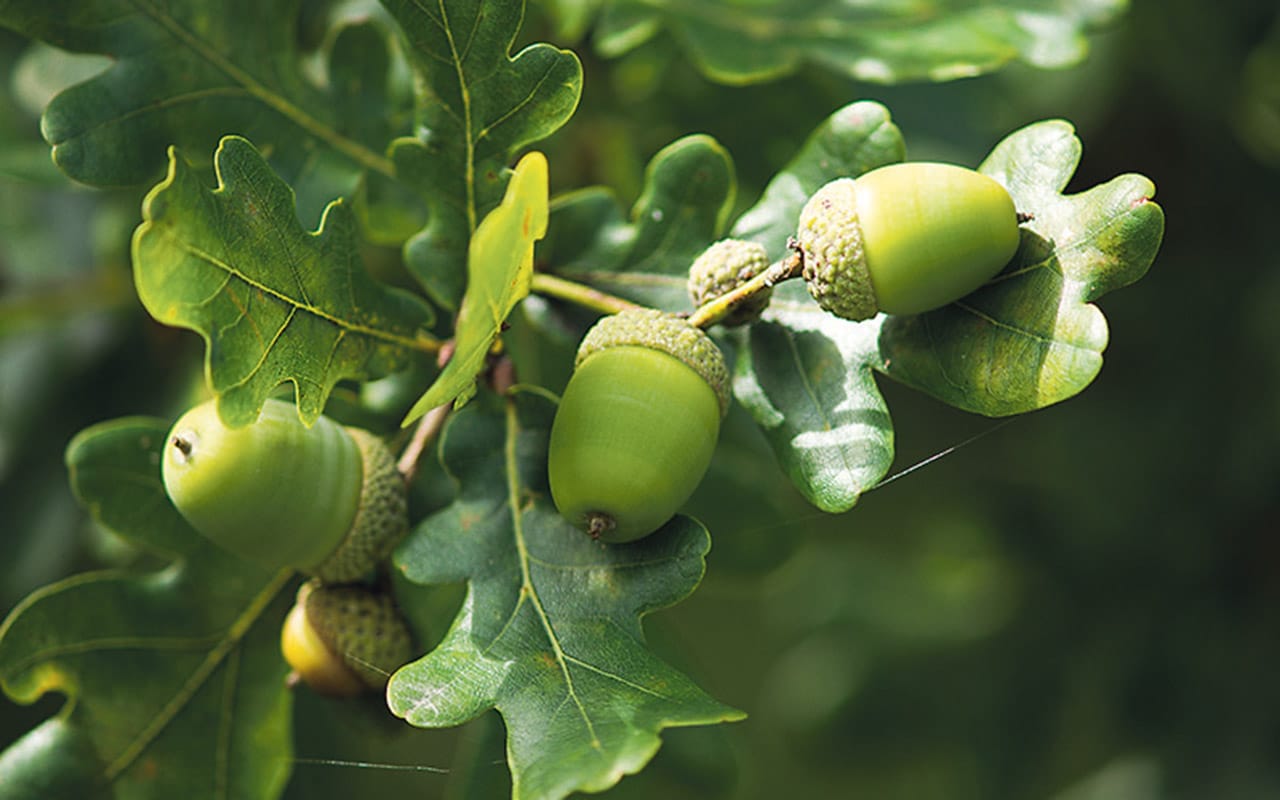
[162,398,406,582]
[280,581,413,696]
[548,308,729,543]
[687,238,773,326]
[796,162,1022,320]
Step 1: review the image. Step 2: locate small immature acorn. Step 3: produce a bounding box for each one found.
[280,580,413,696]
[796,162,1022,320]
[687,238,773,326]
[162,398,407,582]
[548,308,729,543]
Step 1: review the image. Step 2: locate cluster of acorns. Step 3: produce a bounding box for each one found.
[163,399,414,697]
[160,161,1022,695]
[548,161,1021,543]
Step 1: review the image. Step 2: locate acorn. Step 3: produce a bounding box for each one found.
[548,308,729,543]
[162,398,406,582]
[687,238,773,326]
[796,162,1022,320]
[280,580,413,696]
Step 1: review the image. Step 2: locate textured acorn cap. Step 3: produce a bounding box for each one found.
[312,428,407,583]
[300,581,413,690]
[687,239,773,326]
[576,308,730,416]
[796,178,877,321]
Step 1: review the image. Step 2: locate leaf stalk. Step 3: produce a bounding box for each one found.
[397,402,451,482]
[529,273,643,316]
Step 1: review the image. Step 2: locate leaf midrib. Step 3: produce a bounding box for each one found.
[433,0,478,235]
[157,231,431,353]
[503,400,603,750]
[127,0,394,177]
[103,568,294,786]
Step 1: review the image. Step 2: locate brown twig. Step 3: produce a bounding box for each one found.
[396,402,450,483]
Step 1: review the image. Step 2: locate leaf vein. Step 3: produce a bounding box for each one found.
[51,86,256,146]
[125,0,394,176]
[231,305,296,391]
[481,589,529,658]
[953,301,1096,353]
[102,569,294,781]
[564,654,674,701]
[2,634,226,679]
[214,646,241,800]
[164,234,429,351]
[475,60,557,146]
[504,400,602,750]
[433,0,478,234]
[525,553,678,573]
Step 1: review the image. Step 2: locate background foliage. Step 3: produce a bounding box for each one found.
[1,0,1275,798]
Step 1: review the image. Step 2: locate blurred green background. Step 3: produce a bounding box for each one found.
[3,0,1279,798]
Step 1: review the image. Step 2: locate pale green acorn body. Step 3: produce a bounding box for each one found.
[162,398,406,581]
[548,309,728,543]
[797,162,1022,320]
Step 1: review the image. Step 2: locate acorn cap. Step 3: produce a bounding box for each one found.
[313,428,408,583]
[300,581,413,691]
[796,178,877,321]
[575,308,730,416]
[687,239,773,326]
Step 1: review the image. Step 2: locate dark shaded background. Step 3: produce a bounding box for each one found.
[3,1,1278,798]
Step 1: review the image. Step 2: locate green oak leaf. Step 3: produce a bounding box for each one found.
[0,0,402,221]
[731,108,1163,511]
[383,0,582,308]
[291,19,409,229]
[403,151,550,425]
[595,0,1125,85]
[0,718,112,800]
[0,417,295,800]
[539,134,736,312]
[389,392,744,800]
[732,300,894,514]
[877,120,1165,415]
[132,135,436,428]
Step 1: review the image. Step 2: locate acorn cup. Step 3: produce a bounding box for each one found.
[162,398,407,582]
[797,162,1023,321]
[548,308,729,544]
[280,580,414,696]
[687,238,774,326]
